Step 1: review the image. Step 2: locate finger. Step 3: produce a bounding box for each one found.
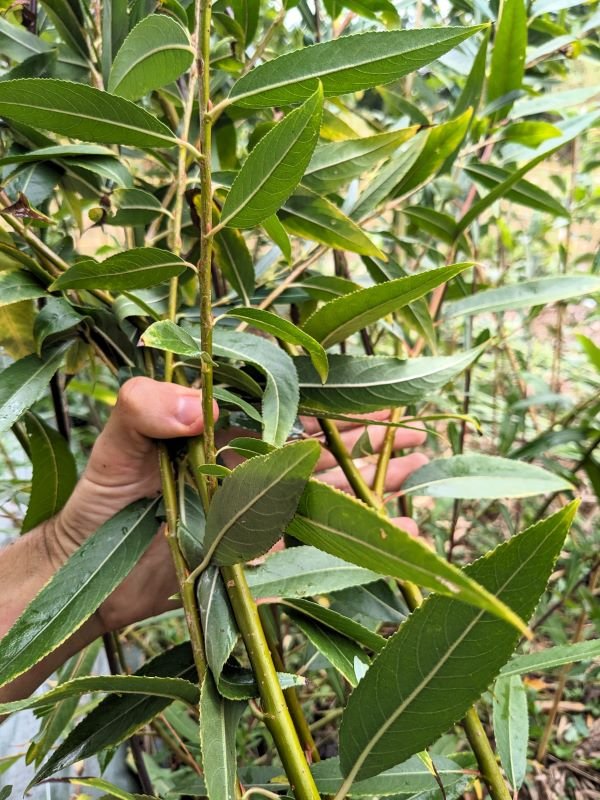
[389,516,419,538]
[315,424,427,472]
[317,453,428,494]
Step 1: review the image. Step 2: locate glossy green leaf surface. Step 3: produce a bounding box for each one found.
[0,270,46,307]
[464,162,568,217]
[283,599,385,653]
[0,674,198,716]
[0,80,178,148]
[493,674,528,791]
[246,545,379,599]
[487,0,526,118]
[51,248,191,291]
[200,674,245,800]
[303,263,471,348]
[0,144,116,168]
[198,566,239,681]
[21,412,76,533]
[204,440,320,565]
[225,307,329,381]
[402,455,573,499]
[106,188,166,226]
[228,26,486,107]
[220,84,323,228]
[33,643,196,784]
[40,0,88,58]
[444,275,600,319]
[338,502,577,782]
[282,189,384,257]
[296,349,481,414]
[288,480,529,633]
[303,127,418,194]
[311,754,472,798]
[288,608,369,686]
[0,345,67,434]
[499,639,600,677]
[214,329,300,446]
[108,15,193,100]
[140,319,201,359]
[33,297,88,353]
[213,227,255,304]
[0,498,159,689]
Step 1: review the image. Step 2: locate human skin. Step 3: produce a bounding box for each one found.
[0,378,427,703]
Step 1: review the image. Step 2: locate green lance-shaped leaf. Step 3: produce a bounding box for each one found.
[0,498,159,689]
[50,248,192,291]
[487,0,526,119]
[296,348,482,415]
[0,270,46,307]
[499,639,600,678]
[311,754,473,798]
[21,412,77,533]
[228,26,486,108]
[213,227,255,304]
[0,16,53,61]
[0,79,178,148]
[56,777,161,800]
[303,263,471,349]
[214,328,300,446]
[281,188,384,258]
[338,502,578,783]
[0,344,67,434]
[106,188,167,227]
[464,162,569,217]
[225,307,329,382]
[444,275,600,319]
[282,599,385,653]
[287,608,370,686]
[220,84,323,229]
[33,297,89,353]
[288,480,529,634]
[0,674,199,717]
[198,566,240,683]
[40,0,89,58]
[200,674,245,800]
[0,144,118,168]
[402,455,574,499]
[453,27,490,118]
[203,440,320,565]
[108,14,194,101]
[493,674,528,792]
[246,545,379,599]
[32,643,196,785]
[262,213,292,262]
[140,320,202,359]
[303,127,418,194]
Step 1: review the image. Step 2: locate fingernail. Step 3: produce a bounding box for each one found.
[177,395,201,426]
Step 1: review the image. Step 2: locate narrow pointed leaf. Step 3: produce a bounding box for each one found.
[0,674,198,717]
[288,480,529,634]
[338,502,578,782]
[21,413,77,533]
[200,674,245,800]
[0,17,53,61]
[303,263,471,348]
[213,227,255,304]
[225,307,329,381]
[107,188,166,226]
[32,643,196,784]
[500,640,600,677]
[0,79,178,148]
[140,319,202,359]
[246,546,379,599]
[402,455,573,499]
[50,248,191,291]
[282,188,384,257]
[445,275,600,319]
[228,26,486,108]
[0,498,159,689]
[0,345,67,434]
[493,675,528,791]
[283,599,385,653]
[108,15,193,101]
[487,0,526,118]
[297,349,482,414]
[214,329,299,446]
[311,754,473,798]
[464,162,569,217]
[40,0,89,58]
[198,566,240,681]
[204,440,320,565]
[220,84,323,229]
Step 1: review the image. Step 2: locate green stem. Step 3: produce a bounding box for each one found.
[463,708,511,800]
[319,419,377,506]
[223,564,320,800]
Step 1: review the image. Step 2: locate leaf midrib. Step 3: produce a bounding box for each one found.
[0,352,63,425]
[111,42,193,92]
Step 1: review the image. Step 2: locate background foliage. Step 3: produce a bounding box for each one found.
[0,0,599,798]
